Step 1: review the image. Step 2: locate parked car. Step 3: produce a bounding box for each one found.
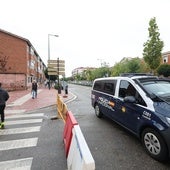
[91,73,170,162]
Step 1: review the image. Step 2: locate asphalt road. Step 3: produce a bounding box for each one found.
[66,84,170,170]
[1,84,170,170]
[0,105,67,170]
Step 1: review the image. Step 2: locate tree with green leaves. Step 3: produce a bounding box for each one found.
[110,57,148,76]
[143,17,164,74]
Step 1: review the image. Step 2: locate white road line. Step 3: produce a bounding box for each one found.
[5,110,26,114]
[5,119,43,125]
[7,89,42,106]
[0,138,38,151]
[65,91,77,104]
[0,157,33,170]
[0,126,41,135]
[6,113,44,119]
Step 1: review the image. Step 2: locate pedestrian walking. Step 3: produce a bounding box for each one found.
[65,85,68,95]
[0,82,9,129]
[47,80,51,90]
[32,80,38,99]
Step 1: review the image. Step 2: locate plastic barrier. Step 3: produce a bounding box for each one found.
[67,125,95,170]
[57,94,68,122]
[63,111,78,157]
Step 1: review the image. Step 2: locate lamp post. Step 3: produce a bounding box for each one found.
[48,34,59,89]
[48,34,59,60]
[57,57,61,94]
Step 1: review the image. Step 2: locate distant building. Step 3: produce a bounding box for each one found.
[72,67,95,77]
[162,51,170,64]
[0,29,46,91]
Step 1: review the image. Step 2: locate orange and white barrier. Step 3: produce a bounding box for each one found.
[67,124,95,170]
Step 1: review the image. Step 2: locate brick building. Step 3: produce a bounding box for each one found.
[162,51,170,64]
[0,29,46,91]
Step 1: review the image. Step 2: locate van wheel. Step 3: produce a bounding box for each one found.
[141,128,168,162]
[95,104,103,118]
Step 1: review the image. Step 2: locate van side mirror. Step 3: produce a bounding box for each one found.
[124,96,136,103]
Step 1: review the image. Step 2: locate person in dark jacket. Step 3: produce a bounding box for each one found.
[0,82,9,129]
[32,80,38,99]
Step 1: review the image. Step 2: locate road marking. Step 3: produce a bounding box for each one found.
[65,91,77,104]
[0,112,45,169]
[0,126,41,135]
[0,138,38,151]
[5,109,26,114]
[6,113,44,119]
[5,119,43,125]
[0,157,33,170]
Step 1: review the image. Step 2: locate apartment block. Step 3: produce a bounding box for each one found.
[0,29,46,91]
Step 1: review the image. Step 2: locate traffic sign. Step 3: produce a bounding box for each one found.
[48,68,65,72]
[48,60,65,64]
[48,63,65,68]
[48,71,65,76]
[48,59,65,76]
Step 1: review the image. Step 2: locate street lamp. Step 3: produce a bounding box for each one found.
[48,34,59,60]
[48,34,59,89]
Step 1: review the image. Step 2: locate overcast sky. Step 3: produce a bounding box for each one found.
[1,0,170,76]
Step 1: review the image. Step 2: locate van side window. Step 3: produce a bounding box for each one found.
[93,81,103,91]
[104,82,114,95]
[93,80,116,95]
[119,80,146,106]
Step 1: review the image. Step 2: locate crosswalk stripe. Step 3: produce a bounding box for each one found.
[5,119,43,125]
[6,113,44,119]
[0,126,41,135]
[0,157,33,170]
[5,109,26,114]
[0,112,44,169]
[0,138,38,151]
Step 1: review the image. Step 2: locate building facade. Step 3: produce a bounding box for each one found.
[72,67,96,77]
[162,51,170,64]
[0,29,46,91]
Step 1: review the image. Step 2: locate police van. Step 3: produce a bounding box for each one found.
[91,73,170,161]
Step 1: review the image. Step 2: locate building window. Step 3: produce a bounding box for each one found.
[29,60,35,69]
[27,76,32,83]
[29,47,34,56]
[163,55,168,63]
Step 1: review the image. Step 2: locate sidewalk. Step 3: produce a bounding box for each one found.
[6,87,73,113]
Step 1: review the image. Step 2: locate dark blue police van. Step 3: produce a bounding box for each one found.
[91,74,170,162]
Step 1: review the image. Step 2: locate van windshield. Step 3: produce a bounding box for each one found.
[142,81,170,102]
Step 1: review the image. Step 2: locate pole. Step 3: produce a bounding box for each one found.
[48,34,59,60]
[48,34,59,90]
[48,34,51,89]
[57,57,61,94]
[48,34,50,61]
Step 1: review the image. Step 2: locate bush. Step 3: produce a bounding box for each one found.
[54,84,61,90]
[157,64,170,77]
